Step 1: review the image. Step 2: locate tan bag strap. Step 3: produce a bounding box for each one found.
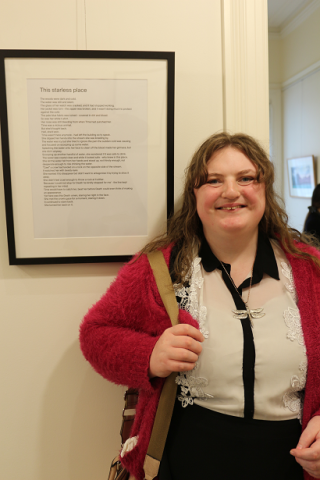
[147,250,179,326]
[143,250,179,480]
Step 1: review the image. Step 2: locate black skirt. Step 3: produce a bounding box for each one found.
[159,400,304,480]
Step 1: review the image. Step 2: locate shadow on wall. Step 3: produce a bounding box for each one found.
[37,341,125,480]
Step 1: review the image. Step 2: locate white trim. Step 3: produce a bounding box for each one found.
[281,0,320,38]
[268,30,281,40]
[221,0,269,143]
[282,59,320,90]
[269,82,282,90]
[121,436,139,457]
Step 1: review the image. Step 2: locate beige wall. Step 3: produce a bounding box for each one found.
[0,1,268,479]
[269,37,282,85]
[268,36,283,196]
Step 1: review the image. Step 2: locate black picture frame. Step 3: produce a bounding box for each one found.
[0,49,174,264]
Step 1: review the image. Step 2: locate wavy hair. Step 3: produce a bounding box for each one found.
[140,132,320,284]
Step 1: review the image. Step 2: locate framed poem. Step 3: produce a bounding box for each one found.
[287,155,316,199]
[0,49,174,265]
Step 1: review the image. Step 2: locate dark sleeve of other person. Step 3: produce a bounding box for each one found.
[304,209,320,239]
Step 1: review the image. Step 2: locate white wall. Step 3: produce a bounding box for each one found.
[0,1,268,479]
[269,4,320,231]
[283,70,320,231]
[282,7,320,231]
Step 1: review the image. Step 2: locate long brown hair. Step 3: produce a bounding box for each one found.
[140,132,320,284]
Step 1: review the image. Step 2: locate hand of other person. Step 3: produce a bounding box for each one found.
[290,415,320,478]
[149,324,204,378]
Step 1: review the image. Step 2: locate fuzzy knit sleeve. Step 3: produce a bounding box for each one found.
[286,243,320,425]
[79,247,199,392]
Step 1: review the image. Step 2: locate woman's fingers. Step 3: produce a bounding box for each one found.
[170,334,203,356]
[168,346,199,363]
[170,323,204,342]
[290,416,320,478]
[162,359,198,374]
[148,324,204,378]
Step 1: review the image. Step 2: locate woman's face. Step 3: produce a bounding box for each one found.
[194,147,266,240]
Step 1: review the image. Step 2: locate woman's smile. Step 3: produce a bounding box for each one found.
[216,203,246,211]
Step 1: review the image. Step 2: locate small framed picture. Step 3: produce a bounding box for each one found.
[287,156,316,198]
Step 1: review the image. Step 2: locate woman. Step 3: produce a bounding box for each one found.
[304,184,320,240]
[80,132,320,480]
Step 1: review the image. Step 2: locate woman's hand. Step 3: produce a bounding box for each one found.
[290,416,320,478]
[149,324,204,378]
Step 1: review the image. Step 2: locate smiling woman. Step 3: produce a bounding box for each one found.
[194,147,266,269]
[80,132,320,480]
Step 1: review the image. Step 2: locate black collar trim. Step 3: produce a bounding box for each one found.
[199,232,279,286]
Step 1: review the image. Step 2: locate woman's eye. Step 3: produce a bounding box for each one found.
[238,177,254,185]
[207,178,221,186]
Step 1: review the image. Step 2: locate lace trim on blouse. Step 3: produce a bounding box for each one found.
[283,360,307,422]
[174,258,208,338]
[281,261,298,303]
[281,261,307,422]
[174,257,213,406]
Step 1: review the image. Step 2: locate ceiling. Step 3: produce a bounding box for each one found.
[268,0,312,29]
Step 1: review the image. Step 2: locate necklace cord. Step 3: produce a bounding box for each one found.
[219,260,253,306]
[218,260,265,327]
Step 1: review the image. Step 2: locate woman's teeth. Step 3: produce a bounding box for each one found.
[220,206,243,210]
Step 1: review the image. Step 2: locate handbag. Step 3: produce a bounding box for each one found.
[108,250,179,480]
[108,388,138,480]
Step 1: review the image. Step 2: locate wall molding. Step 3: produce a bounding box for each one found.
[268,30,281,40]
[270,82,282,90]
[281,59,320,90]
[269,61,320,92]
[280,0,320,38]
[221,0,269,143]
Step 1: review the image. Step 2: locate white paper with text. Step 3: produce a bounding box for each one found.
[27,78,148,238]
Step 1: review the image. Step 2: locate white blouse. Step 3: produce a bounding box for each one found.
[174,239,307,422]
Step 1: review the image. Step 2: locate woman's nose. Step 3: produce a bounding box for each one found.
[221,180,240,199]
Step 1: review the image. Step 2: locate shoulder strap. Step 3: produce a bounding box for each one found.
[143,250,179,480]
[147,250,179,326]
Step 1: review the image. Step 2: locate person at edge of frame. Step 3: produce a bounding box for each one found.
[304,184,320,241]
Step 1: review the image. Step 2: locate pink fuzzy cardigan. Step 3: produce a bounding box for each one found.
[79,243,320,480]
